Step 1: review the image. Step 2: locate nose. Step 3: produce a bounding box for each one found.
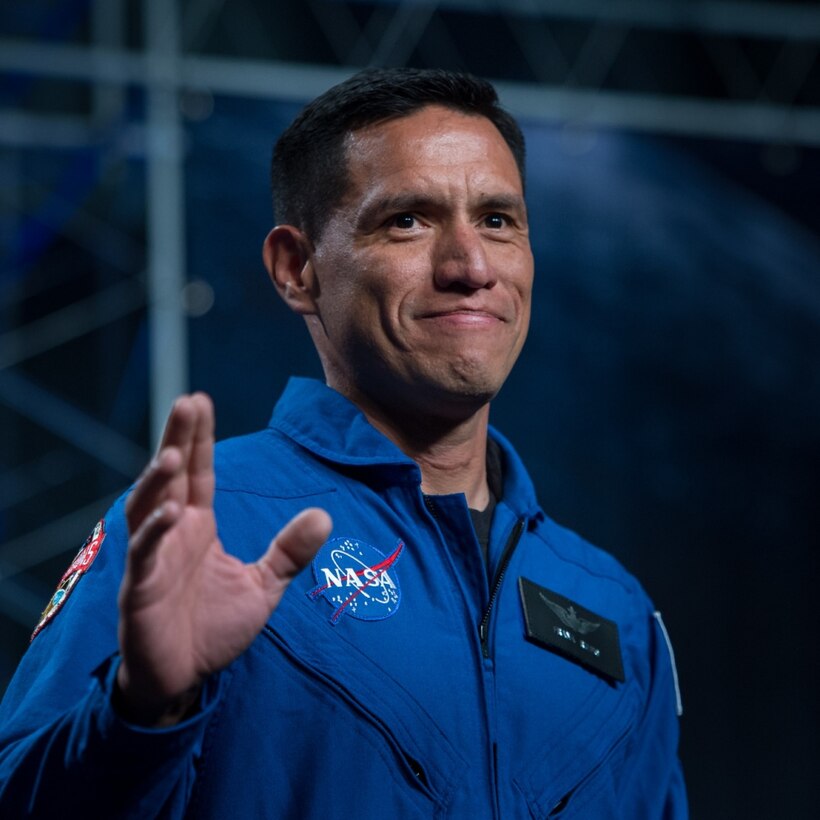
[433,223,496,291]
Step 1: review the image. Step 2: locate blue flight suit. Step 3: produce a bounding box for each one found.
[0,378,686,818]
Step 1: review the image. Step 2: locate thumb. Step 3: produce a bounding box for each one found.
[258,507,332,588]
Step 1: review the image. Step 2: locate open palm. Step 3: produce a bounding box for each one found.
[116,394,331,725]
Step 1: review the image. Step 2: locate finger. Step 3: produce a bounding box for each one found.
[125,394,209,529]
[125,500,182,579]
[155,394,200,455]
[157,395,205,505]
[125,446,183,532]
[257,508,332,588]
[185,392,215,508]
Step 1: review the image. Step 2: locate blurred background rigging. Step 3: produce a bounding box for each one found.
[1,1,818,816]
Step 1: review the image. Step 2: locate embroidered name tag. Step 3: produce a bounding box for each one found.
[518,576,625,683]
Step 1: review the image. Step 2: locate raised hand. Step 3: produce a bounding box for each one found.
[115,393,331,726]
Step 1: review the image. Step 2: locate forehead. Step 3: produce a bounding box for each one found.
[341,105,523,202]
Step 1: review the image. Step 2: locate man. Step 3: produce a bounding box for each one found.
[0,68,686,817]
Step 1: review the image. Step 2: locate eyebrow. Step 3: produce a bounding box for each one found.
[474,193,527,213]
[358,191,527,226]
[360,193,438,219]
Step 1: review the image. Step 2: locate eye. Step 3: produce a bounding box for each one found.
[483,213,508,229]
[389,213,417,230]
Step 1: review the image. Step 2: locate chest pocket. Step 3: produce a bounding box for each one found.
[262,593,467,817]
[514,672,639,818]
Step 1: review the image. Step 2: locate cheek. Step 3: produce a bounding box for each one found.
[496,261,532,313]
[520,275,534,311]
[360,253,424,309]
[513,255,534,304]
[317,256,367,310]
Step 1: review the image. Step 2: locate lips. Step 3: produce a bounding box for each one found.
[416,305,507,322]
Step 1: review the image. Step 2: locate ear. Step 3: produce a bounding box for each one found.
[263,225,318,315]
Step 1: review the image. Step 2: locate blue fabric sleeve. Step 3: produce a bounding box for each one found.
[0,655,221,818]
[619,611,689,818]
[0,499,222,818]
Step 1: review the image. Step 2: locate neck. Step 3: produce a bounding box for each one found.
[399,411,490,510]
[335,382,491,509]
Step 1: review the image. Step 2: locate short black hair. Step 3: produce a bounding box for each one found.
[271,67,526,241]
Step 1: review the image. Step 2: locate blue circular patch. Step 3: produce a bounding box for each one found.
[308,537,404,624]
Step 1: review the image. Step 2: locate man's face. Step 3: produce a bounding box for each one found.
[306,104,533,420]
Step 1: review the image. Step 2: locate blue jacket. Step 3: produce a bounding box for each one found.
[0,378,686,818]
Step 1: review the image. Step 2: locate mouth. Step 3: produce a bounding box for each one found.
[418,305,505,321]
[416,309,506,332]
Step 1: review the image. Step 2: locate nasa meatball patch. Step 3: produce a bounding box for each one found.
[31,519,106,641]
[308,536,404,625]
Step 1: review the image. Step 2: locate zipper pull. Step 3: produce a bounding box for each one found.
[479,621,491,658]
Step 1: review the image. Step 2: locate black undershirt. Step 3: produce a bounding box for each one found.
[468,437,504,568]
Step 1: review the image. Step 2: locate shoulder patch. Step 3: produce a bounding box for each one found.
[654,611,683,716]
[31,519,106,641]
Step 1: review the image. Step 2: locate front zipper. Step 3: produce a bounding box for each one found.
[422,496,526,816]
[423,495,525,660]
[479,518,525,658]
[422,493,439,520]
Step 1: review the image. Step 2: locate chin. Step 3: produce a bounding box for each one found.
[416,367,506,415]
[351,353,512,421]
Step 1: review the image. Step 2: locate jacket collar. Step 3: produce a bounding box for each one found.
[269,378,541,520]
[270,377,414,467]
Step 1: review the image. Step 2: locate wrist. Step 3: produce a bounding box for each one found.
[113,663,202,728]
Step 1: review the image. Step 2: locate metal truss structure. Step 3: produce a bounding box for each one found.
[1,0,819,678]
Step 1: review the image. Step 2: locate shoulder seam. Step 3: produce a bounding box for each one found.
[529,528,639,597]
